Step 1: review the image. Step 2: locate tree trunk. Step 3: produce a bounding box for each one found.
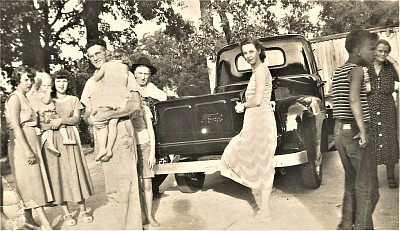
[20,1,45,71]
[83,0,103,42]
[199,0,212,29]
[218,10,231,44]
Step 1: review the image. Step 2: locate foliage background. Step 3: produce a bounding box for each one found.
[0,0,399,97]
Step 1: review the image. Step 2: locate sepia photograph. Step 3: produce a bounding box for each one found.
[0,0,399,230]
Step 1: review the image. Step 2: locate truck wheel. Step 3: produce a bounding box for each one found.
[174,172,205,193]
[301,121,323,189]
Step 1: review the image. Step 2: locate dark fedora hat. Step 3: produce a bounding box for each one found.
[131,57,157,75]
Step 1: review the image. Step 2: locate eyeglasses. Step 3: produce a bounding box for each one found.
[87,50,106,60]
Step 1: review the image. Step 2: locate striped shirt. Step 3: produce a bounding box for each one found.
[332,63,370,121]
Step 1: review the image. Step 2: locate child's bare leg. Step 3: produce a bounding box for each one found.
[60,127,76,145]
[94,124,109,161]
[23,209,40,228]
[33,206,52,230]
[143,178,160,227]
[46,130,60,156]
[100,118,118,162]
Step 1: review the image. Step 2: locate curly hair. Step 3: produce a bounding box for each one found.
[10,65,36,89]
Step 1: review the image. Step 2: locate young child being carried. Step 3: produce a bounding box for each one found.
[92,49,131,162]
[27,72,75,156]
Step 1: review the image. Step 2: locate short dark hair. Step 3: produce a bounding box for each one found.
[85,38,107,52]
[345,29,378,53]
[239,37,266,62]
[376,39,391,53]
[10,65,36,88]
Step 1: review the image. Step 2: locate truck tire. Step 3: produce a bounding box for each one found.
[174,172,205,193]
[301,119,323,189]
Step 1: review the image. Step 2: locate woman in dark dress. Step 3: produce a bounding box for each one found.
[367,39,399,188]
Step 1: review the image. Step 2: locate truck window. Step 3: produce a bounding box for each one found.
[236,49,285,72]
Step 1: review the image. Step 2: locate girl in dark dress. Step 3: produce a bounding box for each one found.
[367,39,399,188]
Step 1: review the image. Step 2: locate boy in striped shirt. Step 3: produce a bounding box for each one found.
[332,29,379,230]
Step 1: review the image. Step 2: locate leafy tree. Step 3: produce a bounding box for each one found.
[1,0,83,73]
[128,30,210,97]
[318,0,399,35]
[280,0,320,36]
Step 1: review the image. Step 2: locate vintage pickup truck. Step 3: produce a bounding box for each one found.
[153,34,332,193]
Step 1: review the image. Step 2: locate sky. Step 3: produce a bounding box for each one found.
[59,0,322,61]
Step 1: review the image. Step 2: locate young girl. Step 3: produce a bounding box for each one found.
[27,72,75,155]
[92,49,131,162]
[131,103,160,227]
[43,69,94,226]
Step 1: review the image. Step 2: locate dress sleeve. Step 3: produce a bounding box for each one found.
[73,96,84,110]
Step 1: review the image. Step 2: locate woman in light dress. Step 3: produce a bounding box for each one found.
[6,65,53,229]
[41,69,94,226]
[220,38,277,222]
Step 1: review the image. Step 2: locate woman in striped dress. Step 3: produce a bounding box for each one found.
[220,37,277,222]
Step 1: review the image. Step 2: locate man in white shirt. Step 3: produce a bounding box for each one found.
[131,57,168,198]
[81,39,143,229]
[131,57,167,102]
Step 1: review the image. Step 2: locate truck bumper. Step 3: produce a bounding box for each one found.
[154,150,308,175]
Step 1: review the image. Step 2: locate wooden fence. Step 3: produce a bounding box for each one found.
[310,27,399,96]
[310,27,400,151]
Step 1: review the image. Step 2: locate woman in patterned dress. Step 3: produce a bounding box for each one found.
[367,39,399,188]
[6,66,53,229]
[42,69,94,225]
[220,38,277,221]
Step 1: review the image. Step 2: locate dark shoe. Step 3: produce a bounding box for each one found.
[388,177,398,189]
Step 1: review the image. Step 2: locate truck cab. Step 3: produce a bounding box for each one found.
[153,35,331,193]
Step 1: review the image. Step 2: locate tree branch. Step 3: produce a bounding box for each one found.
[49,1,67,27]
[51,12,82,47]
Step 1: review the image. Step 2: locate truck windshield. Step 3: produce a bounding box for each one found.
[216,41,310,88]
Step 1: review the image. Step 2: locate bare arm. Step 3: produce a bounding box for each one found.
[91,91,142,122]
[7,95,36,164]
[50,98,81,129]
[348,66,368,147]
[144,106,156,169]
[92,64,106,82]
[39,90,52,105]
[244,65,269,108]
[387,55,399,76]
